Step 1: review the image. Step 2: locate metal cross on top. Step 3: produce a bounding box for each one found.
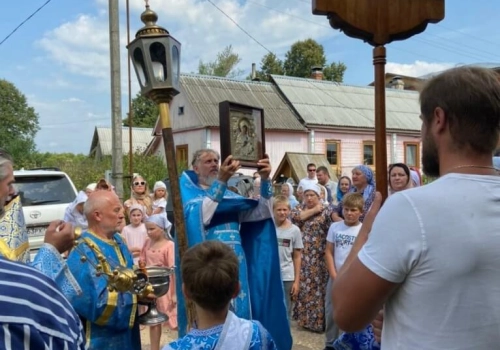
[313,0,445,200]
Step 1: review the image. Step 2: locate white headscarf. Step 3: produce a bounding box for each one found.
[64,191,88,229]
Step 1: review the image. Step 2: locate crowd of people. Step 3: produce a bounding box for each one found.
[0,66,498,350]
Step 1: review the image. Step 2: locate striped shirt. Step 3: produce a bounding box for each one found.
[0,257,86,350]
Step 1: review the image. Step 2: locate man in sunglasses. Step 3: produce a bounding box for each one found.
[0,149,86,348]
[177,149,292,350]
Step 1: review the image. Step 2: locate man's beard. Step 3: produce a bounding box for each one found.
[199,175,218,187]
[422,133,440,178]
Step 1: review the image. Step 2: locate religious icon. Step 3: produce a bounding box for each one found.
[219,101,265,168]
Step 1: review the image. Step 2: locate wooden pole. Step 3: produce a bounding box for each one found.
[373,46,388,200]
[158,102,196,330]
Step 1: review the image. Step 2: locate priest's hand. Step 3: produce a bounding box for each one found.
[44,221,75,254]
[219,155,241,183]
[257,154,271,181]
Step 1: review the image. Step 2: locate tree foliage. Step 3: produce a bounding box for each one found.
[284,39,326,78]
[0,79,40,167]
[323,61,347,82]
[122,92,158,128]
[253,52,284,82]
[198,45,243,78]
[253,39,347,83]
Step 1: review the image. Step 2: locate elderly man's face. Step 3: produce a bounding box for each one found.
[94,192,124,235]
[194,152,220,186]
[0,163,15,215]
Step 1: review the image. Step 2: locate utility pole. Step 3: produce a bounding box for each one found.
[109,0,124,200]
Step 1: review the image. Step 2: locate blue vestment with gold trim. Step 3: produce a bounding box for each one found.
[177,170,292,350]
[66,231,141,350]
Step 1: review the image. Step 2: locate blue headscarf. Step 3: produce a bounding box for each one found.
[352,165,375,202]
[336,176,352,203]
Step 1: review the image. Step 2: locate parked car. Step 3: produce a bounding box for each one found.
[13,168,78,257]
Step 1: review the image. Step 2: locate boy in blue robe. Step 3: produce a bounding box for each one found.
[164,240,277,350]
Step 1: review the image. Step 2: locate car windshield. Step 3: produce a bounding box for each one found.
[14,175,76,206]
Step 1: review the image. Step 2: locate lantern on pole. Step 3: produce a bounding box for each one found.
[127,2,192,329]
[313,0,445,200]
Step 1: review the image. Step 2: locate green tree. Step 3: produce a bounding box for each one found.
[254,52,284,81]
[198,45,243,78]
[283,38,347,82]
[0,79,40,167]
[323,61,347,83]
[283,39,326,78]
[122,92,159,128]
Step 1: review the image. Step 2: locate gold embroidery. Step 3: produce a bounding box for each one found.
[95,290,118,326]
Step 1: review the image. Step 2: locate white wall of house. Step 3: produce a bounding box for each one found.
[312,131,422,177]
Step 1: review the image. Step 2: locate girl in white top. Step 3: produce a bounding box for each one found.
[151,181,168,215]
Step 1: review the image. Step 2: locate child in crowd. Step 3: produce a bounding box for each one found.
[163,240,277,350]
[152,181,168,215]
[121,205,147,265]
[63,191,88,230]
[324,193,379,350]
[272,195,303,317]
[141,214,176,350]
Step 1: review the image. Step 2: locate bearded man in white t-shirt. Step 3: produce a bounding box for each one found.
[331,66,500,350]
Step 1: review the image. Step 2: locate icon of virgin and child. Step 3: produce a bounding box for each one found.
[232,116,257,160]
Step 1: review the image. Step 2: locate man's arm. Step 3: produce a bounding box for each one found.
[332,192,423,332]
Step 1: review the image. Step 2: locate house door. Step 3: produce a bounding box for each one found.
[176,144,189,172]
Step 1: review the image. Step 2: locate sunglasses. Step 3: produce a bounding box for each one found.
[308,169,316,172]
[133,181,146,186]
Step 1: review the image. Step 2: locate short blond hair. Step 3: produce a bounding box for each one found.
[273,195,290,209]
[342,192,364,211]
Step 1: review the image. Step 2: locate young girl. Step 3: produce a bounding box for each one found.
[151,181,168,215]
[121,205,147,265]
[141,214,177,350]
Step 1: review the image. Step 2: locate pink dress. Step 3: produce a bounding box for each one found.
[121,223,148,265]
[140,238,177,330]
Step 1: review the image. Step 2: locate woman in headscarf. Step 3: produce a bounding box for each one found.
[281,182,299,209]
[290,183,332,332]
[124,175,153,217]
[63,191,88,230]
[332,176,352,207]
[332,165,375,222]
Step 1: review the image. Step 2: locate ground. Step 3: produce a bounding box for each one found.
[140,320,324,349]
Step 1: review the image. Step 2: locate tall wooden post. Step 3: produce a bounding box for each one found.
[313,0,445,200]
[373,46,388,199]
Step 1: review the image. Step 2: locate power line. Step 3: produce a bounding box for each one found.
[206,0,272,54]
[0,0,54,47]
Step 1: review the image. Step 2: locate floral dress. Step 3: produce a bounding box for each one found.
[291,204,332,332]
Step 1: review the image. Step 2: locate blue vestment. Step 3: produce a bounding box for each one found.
[177,170,292,350]
[333,325,381,350]
[64,231,141,350]
[164,310,277,350]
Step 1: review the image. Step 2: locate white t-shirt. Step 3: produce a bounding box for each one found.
[152,198,166,213]
[297,177,318,190]
[326,221,362,272]
[276,223,303,281]
[358,174,500,350]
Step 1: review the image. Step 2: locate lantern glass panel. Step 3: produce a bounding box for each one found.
[133,48,148,87]
[172,45,180,86]
[150,42,167,82]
